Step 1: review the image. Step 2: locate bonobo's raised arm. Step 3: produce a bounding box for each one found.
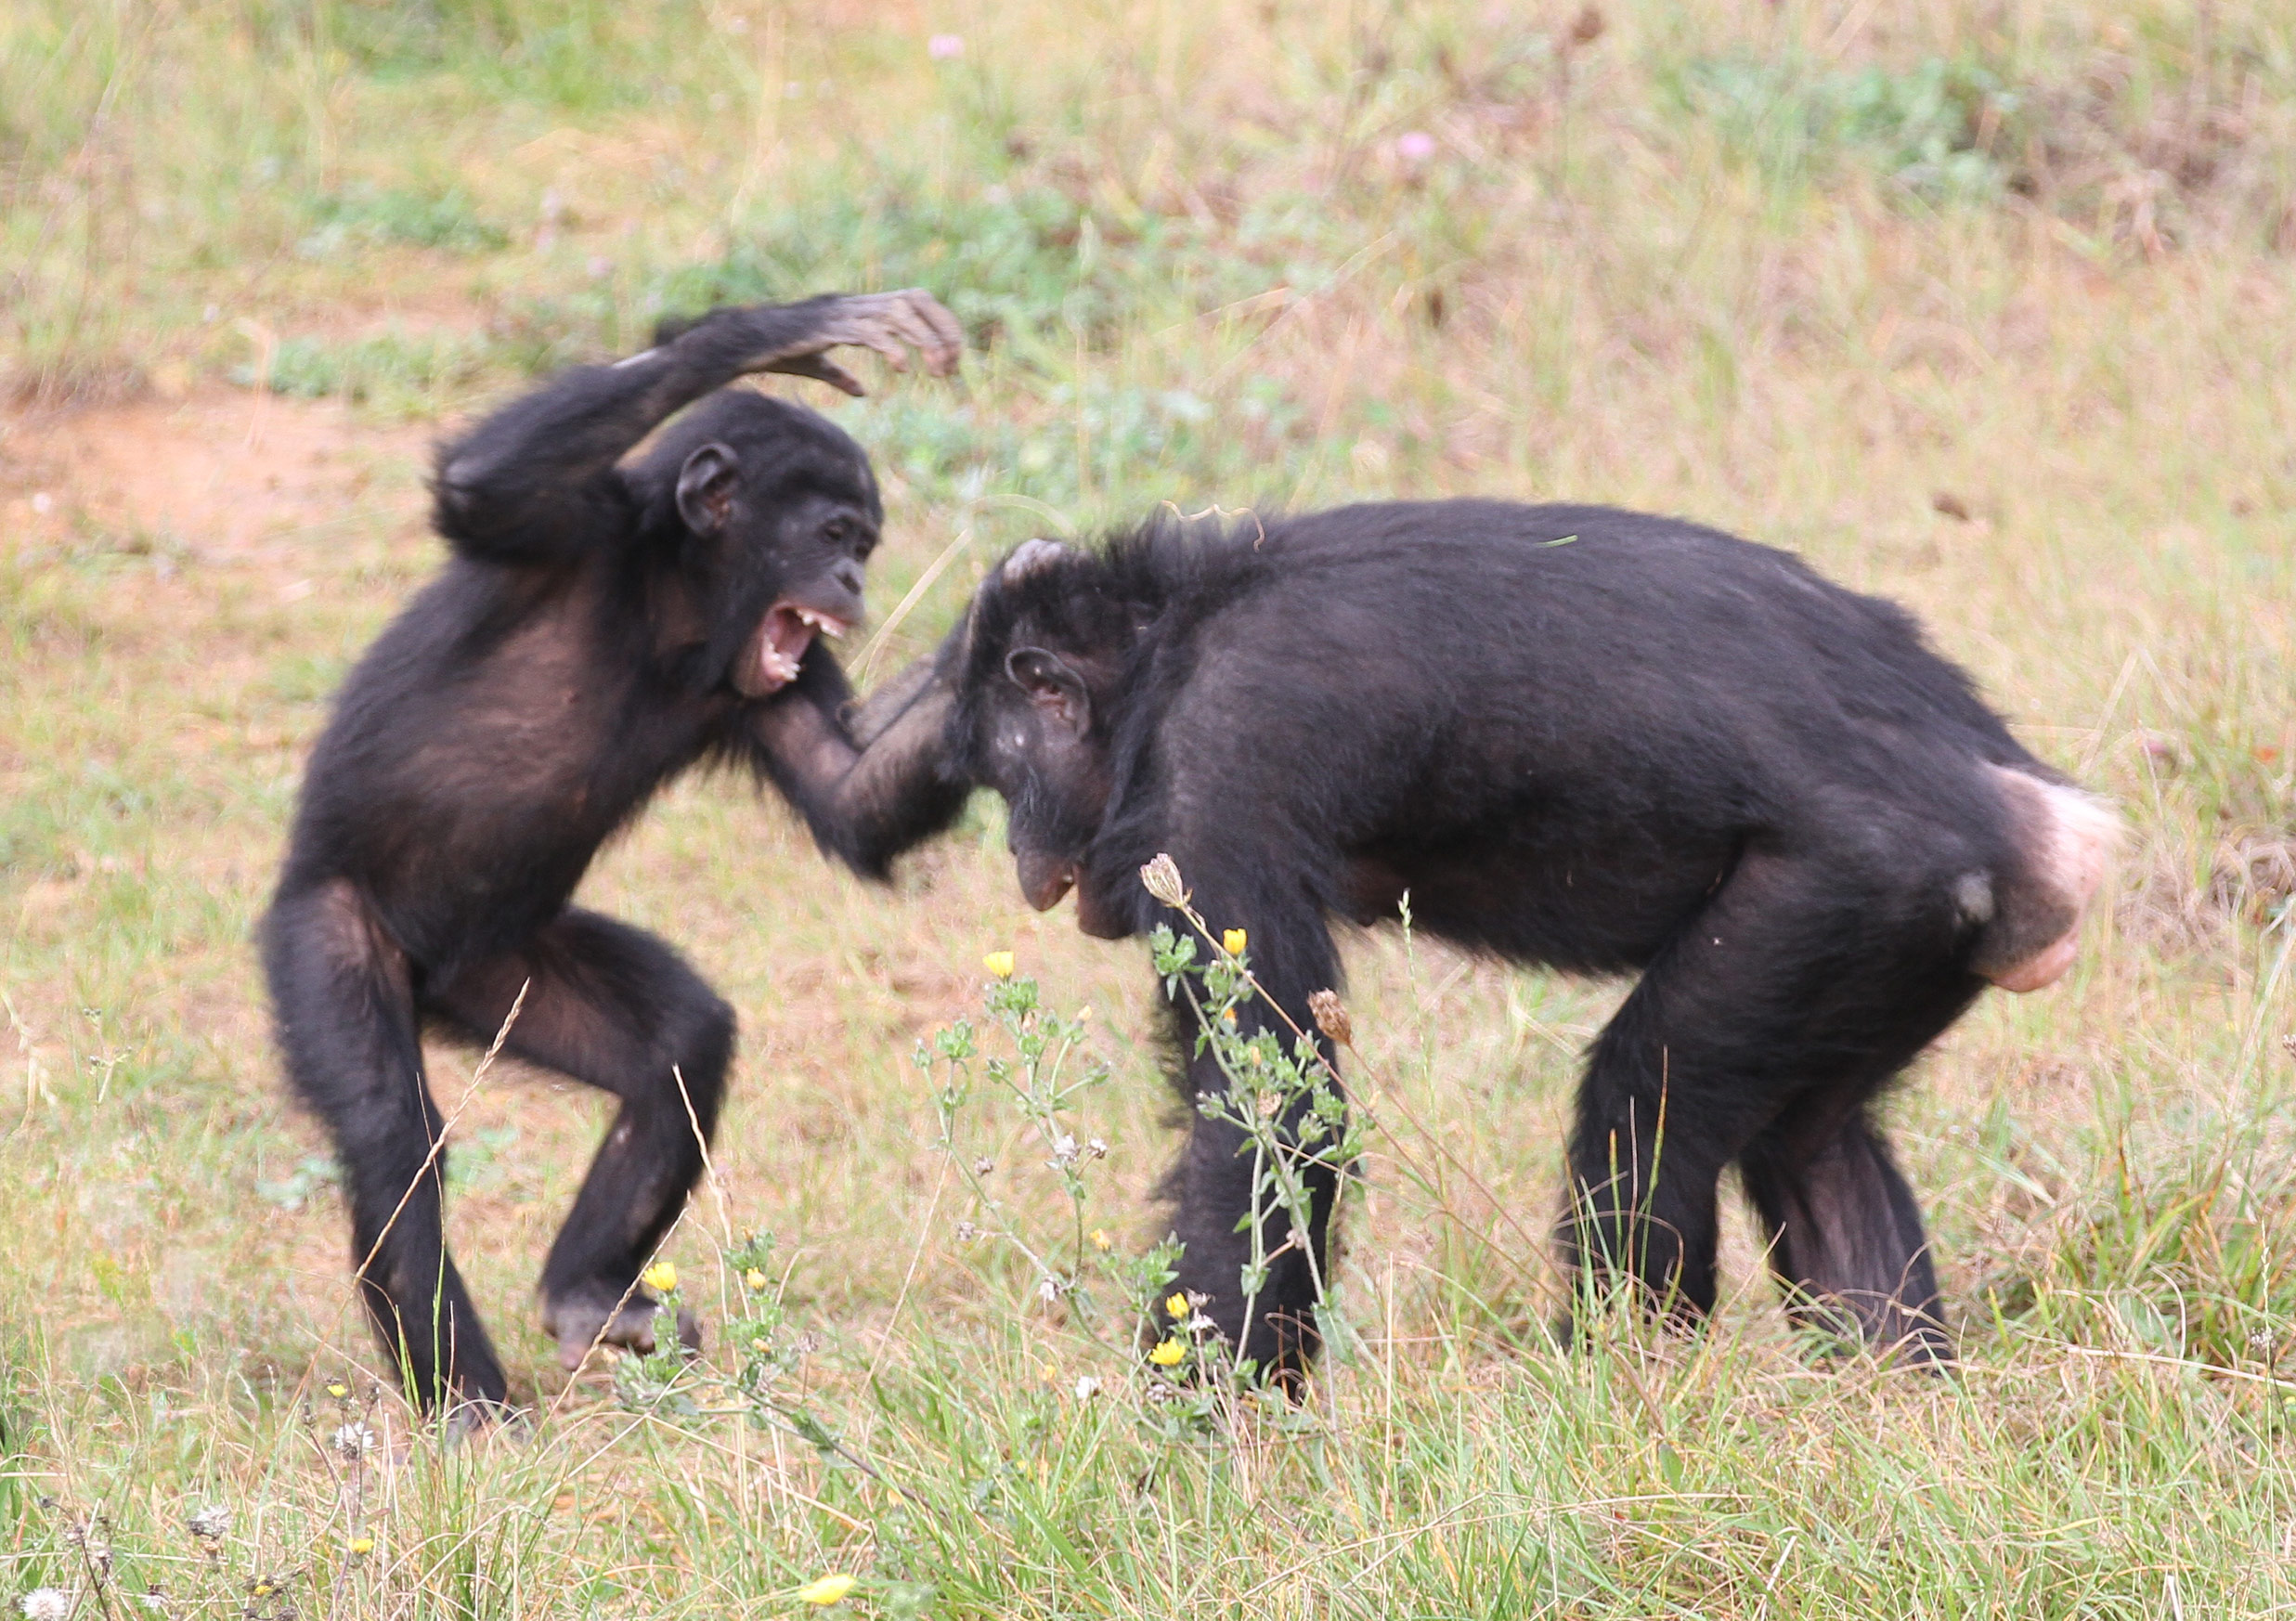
[433,291,964,565]
[746,653,970,879]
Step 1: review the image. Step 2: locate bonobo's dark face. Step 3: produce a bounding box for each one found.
[968,640,1118,929]
[659,394,884,698]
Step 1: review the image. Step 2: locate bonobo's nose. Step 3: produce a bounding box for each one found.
[834,560,863,598]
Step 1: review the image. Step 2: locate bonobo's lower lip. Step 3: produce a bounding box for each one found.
[1015,849,1078,912]
[742,600,853,694]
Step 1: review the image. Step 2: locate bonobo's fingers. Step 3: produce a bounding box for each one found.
[740,290,963,395]
[767,351,871,398]
[877,290,966,373]
[818,290,963,376]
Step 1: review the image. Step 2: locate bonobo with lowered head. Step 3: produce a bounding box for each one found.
[262,292,971,1423]
[937,502,2116,1381]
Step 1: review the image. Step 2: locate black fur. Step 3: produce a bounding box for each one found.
[944,499,2094,1377]
[262,292,968,1420]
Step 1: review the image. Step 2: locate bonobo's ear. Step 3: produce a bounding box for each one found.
[675,442,741,537]
[1005,646,1090,733]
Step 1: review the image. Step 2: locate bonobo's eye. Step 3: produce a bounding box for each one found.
[820,512,876,558]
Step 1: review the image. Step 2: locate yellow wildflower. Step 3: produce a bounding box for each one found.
[349,1537,374,1556]
[642,1261,678,1293]
[1090,1229,1113,1251]
[1223,927,1247,955]
[983,951,1016,979]
[744,1267,768,1291]
[1165,1292,1190,1320]
[797,1574,858,1605]
[1148,1339,1187,1368]
[750,1336,771,1353]
[1222,1007,1239,1024]
[325,1381,348,1398]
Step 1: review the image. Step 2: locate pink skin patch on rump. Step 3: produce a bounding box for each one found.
[1982,768,2121,992]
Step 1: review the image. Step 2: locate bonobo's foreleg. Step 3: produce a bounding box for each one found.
[1152,861,1346,1386]
[423,910,733,1371]
[743,651,971,878]
[1562,843,1977,1358]
[262,880,509,1419]
[433,291,963,565]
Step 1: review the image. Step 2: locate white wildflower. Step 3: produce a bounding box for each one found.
[20,1589,71,1621]
[331,1421,377,1460]
[1139,854,1187,906]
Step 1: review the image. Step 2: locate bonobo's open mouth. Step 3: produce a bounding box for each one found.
[740,600,850,694]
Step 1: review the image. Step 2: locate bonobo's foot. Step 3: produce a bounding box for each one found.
[437,1393,526,1444]
[543,1282,703,1370]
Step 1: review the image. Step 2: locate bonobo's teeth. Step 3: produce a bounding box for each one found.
[794,607,850,638]
[758,645,802,685]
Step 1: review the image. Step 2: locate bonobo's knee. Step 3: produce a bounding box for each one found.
[665,991,735,1125]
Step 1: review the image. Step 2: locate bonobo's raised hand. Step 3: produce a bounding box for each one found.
[651,290,965,396]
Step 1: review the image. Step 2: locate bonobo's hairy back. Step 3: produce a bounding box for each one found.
[1093,499,2029,824]
[957,497,2099,978]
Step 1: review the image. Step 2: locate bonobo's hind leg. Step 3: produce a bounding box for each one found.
[1739,1105,1954,1363]
[425,910,733,1369]
[1563,838,1977,1354]
[263,881,509,1417]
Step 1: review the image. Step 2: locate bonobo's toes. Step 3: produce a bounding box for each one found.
[544,1284,700,1370]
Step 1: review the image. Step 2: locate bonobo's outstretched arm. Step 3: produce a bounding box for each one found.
[745,653,970,879]
[433,291,964,566]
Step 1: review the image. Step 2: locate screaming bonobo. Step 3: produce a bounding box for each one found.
[263,292,970,1421]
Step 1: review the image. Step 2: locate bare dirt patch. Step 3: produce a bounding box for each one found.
[0,386,435,566]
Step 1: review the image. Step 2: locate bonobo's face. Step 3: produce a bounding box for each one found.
[969,640,1119,929]
[728,481,879,695]
[661,394,884,697]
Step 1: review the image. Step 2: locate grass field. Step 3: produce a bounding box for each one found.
[3,0,2294,1614]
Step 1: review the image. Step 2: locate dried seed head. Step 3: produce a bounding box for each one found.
[185,1506,230,1543]
[1308,989,1353,1046]
[1139,854,1187,907]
